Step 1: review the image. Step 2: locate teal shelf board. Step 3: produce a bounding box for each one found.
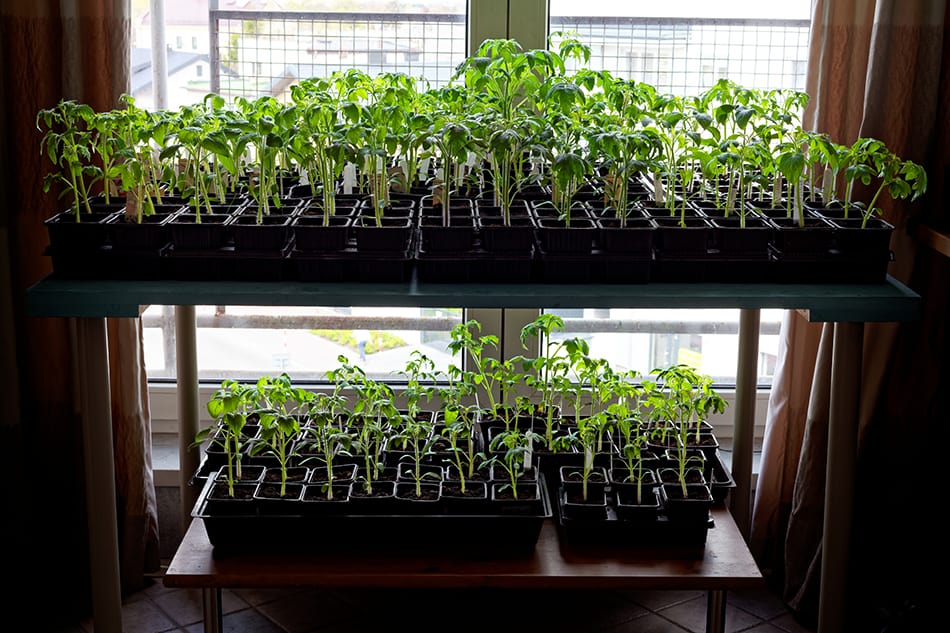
[25,274,920,322]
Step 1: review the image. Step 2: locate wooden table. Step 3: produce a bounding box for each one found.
[165,507,763,633]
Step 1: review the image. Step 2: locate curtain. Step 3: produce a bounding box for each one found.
[0,0,160,624]
[750,1,949,629]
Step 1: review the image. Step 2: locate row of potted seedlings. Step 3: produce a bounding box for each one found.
[37,38,925,285]
[193,315,733,554]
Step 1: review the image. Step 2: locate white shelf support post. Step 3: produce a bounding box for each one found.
[731,308,760,539]
[177,305,200,530]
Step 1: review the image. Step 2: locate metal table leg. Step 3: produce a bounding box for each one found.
[76,317,123,632]
[818,322,863,633]
[202,588,223,633]
[706,589,726,633]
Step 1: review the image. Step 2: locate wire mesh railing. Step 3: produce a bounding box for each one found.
[209,9,809,98]
[210,10,467,96]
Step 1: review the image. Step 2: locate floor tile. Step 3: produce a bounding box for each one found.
[768,612,816,633]
[184,607,285,633]
[152,588,250,626]
[727,589,790,620]
[255,589,352,633]
[658,594,764,633]
[605,612,692,632]
[106,598,178,633]
[737,624,790,633]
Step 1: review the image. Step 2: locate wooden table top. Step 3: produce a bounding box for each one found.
[164,507,763,591]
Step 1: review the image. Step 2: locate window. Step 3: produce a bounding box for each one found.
[134,1,471,391]
[542,0,810,386]
[138,1,807,458]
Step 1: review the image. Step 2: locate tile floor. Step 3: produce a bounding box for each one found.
[54,576,817,633]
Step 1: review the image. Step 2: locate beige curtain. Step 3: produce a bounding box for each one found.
[0,0,159,624]
[750,1,949,628]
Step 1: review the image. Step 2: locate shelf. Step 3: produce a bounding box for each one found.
[26,273,920,322]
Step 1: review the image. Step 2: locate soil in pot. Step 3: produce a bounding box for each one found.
[394,481,442,506]
[253,482,305,514]
[204,480,260,516]
[440,480,489,512]
[307,464,359,485]
[301,483,351,513]
[262,466,309,484]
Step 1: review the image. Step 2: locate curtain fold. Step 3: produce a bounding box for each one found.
[750,1,949,628]
[1,0,159,622]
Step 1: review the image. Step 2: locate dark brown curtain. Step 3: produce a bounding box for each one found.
[0,0,160,625]
[750,1,949,629]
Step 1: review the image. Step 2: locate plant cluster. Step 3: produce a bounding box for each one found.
[197,316,727,505]
[37,37,925,233]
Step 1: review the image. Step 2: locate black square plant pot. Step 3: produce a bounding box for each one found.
[168,212,232,250]
[354,216,414,252]
[829,216,894,256]
[659,482,714,524]
[595,216,656,255]
[108,205,182,251]
[535,217,597,254]
[291,215,353,252]
[769,216,836,254]
[708,215,774,256]
[653,216,712,256]
[45,207,122,253]
[418,214,477,252]
[229,213,294,251]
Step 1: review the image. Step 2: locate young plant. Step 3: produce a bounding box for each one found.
[844,138,928,227]
[36,99,98,219]
[301,392,353,500]
[485,427,543,500]
[289,78,354,224]
[195,379,251,497]
[326,355,394,493]
[390,413,438,499]
[235,95,294,222]
[440,403,482,493]
[251,373,312,497]
[519,313,585,447]
[425,89,475,220]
